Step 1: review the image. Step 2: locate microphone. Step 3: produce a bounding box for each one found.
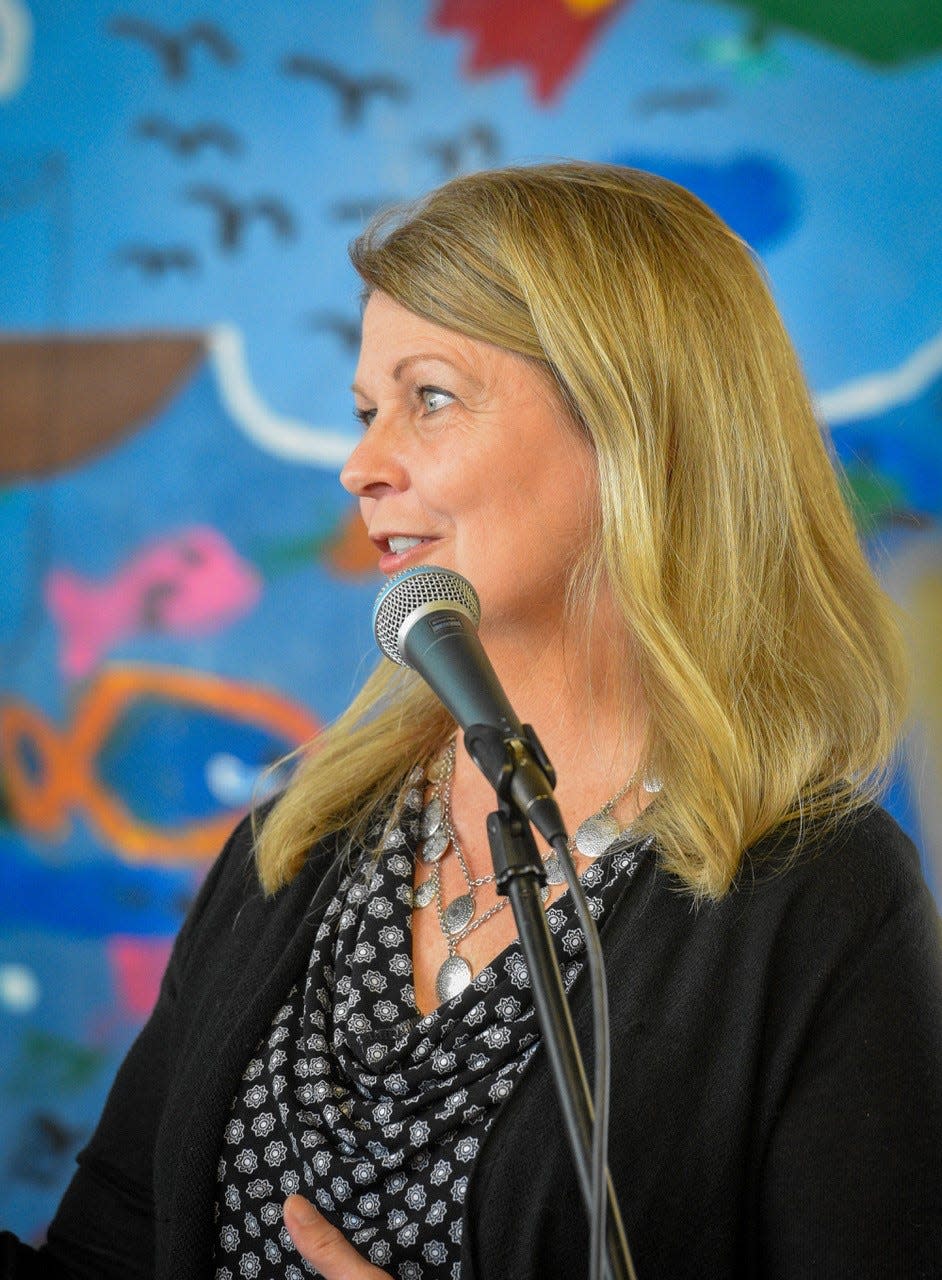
[372,565,565,843]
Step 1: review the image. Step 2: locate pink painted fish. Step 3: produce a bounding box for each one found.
[44,526,263,679]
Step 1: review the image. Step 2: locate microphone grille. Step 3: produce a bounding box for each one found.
[372,566,481,665]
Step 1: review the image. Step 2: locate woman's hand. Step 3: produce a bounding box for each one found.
[283,1195,394,1279]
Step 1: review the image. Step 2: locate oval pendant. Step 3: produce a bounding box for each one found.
[543,854,566,886]
[420,827,450,864]
[413,877,437,909]
[421,796,443,839]
[574,812,619,859]
[441,893,474,936]
[436,955,472,1003]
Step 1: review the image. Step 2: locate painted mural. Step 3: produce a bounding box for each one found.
[1,0,939,1241]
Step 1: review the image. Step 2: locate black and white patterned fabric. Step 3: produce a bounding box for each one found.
[213,778,648,1280]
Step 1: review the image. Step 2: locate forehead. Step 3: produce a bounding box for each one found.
[354,291,559,405]
[358,292,490,367]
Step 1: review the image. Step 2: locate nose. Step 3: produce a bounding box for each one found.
[340,418,409,498]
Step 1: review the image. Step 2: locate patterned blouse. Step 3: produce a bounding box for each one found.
[213,778,648,1280]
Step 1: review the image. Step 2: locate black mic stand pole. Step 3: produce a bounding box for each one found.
[464,724,635,1280]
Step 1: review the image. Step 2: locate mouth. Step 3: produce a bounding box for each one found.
[386,535,427,555]
[372,534,437,572]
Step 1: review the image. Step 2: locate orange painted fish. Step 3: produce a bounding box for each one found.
[0,665,319,861]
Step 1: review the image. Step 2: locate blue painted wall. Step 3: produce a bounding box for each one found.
[1,0,939,1238]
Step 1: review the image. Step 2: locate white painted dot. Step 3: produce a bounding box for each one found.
[0,963,40,1013]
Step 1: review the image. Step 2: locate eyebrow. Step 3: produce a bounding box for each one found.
[350,352,481,397]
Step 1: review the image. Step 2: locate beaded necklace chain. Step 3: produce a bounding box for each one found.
[414,740,649,1003]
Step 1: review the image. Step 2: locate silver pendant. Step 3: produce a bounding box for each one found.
[543,854,566,886]
[413,877,437,908]
[436,954,472,1002]
[441,893,474,936]
[574,812,619,858]
[643,774,662,793]
[421,796,443,839]
[420,827,450,864]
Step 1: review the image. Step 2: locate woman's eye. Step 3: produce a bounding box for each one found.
[419,386,453,414]
[353,406,376,428]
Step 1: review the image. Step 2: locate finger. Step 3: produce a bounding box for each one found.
[283,1194,392,1279]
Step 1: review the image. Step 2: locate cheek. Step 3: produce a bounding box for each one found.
[526,452,598,539]
[418,442,491,518]
[559,439,599,520]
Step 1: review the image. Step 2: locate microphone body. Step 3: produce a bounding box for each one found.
[372,567,565,842]
[400,604,523,736]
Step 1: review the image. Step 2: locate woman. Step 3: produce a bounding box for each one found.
[3,162,940,1279]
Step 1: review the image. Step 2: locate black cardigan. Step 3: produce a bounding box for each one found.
[3,804,941,1279]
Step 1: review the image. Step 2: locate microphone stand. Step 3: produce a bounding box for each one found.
[464,724,635,1280]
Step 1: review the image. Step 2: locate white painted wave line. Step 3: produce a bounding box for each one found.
[207,324,358,469]
[815,327,942,426]
[0,0,33,99]
[210,318,942,456]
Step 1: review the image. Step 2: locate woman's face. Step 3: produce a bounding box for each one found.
[342,291,598,642]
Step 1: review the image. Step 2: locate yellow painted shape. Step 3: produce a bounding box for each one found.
[563,0,618,15]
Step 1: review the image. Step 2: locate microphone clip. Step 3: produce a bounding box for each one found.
[463,722,562,896]
[463,721,556,800]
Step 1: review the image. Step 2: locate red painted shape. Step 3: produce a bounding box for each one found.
[108,935,175,1019]
[431,0,629,104]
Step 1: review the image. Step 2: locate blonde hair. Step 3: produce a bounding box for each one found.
[256,161,908,899]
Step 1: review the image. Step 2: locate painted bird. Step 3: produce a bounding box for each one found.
[185,185,295,251]
[107,17,238,81]
[135,116,243,157]
[282,55,408,125]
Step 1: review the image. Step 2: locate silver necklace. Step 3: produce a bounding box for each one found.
[542,772,650,885]
[420,741,519,1001]
[415,741,645,1003]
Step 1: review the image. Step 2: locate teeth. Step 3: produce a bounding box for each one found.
[388,536,425,554]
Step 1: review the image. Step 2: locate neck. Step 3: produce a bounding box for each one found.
[449,600,648,857]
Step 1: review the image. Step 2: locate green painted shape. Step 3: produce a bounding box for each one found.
[250,519,341,576]
[5,1031,109,1097]
[840,462,908,535]
[717,0,942,64]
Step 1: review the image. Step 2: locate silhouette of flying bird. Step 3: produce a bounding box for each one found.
[420,122,499,176]
[115,246,200,277]
[281,55,409,125]
[107,17,239,81]
[135,117,244,157]
[185,186,296,251]
[305,311,361,353]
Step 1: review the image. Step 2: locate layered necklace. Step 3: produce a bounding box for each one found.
[414,740,653,1003]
